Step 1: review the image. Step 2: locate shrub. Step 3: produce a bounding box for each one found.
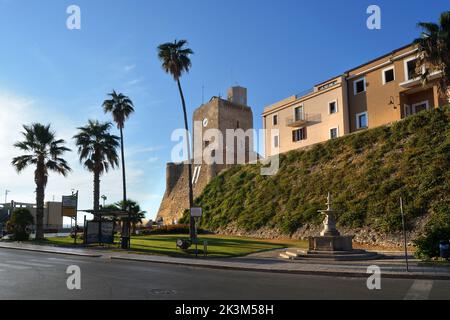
[414,201,450,259]
[8,208,34,241]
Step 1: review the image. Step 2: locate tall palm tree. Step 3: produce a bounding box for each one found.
[12,123,71,240]
[157,39,196,240]
[73,120,120,213]
[415,11,450,102]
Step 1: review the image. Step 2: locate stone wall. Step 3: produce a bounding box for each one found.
[157,162,218,225]
[214,221,426,249]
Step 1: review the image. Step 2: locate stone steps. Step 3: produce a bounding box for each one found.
[280,249,384,261]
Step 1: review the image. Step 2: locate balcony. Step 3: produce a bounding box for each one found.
[400,71,442,89]
[286,113,322,127]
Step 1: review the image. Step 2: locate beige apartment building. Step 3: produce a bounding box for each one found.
[263,44,448,156]
[0,201,64,230]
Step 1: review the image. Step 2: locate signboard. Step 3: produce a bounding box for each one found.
[62,195,78,218]
[190,207,203,218]
[85,221,114,245]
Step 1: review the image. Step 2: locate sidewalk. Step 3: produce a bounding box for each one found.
[1,241,449,280]
[0,242,102,257]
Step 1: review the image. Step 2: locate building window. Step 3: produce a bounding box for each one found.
[292,128,307,142]
[294,105,304,121]
[273,135,279,149]
[329,101,338,114]
[405,100,430,117]
[356,112,368,130]
[330,128,339,139]
[383,67,395,84]
[273,115,278,126]
[354,77,366,95]
[404,57,420,81]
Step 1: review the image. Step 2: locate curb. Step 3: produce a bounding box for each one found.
[0,244,102,258]
[110,256,450,281]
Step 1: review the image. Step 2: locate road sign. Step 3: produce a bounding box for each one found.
[62,195,78,217]
[190,207,203,218]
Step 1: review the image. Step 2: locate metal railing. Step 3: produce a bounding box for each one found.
[286,113,322,127]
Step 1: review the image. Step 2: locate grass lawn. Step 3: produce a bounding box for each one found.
[42,234,308,258]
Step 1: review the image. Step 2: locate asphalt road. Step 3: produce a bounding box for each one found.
[0,248,448,300]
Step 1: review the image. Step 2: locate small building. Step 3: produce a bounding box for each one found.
[0,201,64,231]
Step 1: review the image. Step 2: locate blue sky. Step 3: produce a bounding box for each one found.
[0,0,447,222]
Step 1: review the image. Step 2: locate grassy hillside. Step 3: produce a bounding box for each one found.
[182,107,450,237]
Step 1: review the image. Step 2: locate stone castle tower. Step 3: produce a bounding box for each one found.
[156,86,254,225]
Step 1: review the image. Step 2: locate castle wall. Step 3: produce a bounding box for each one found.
[157,162,217,225]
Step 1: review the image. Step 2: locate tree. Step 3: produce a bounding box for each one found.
[73,120,120,213]
[102,91,135,242]
[12,123,71,240]
[157,39,196,240]
[415,11,450,102]
[114,200,146,235]
[8,208,34,241]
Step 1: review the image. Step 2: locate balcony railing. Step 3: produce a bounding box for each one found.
[286,113,322,127]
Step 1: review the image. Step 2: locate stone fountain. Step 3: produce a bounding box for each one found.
[309,193,354,252]
[280,194,382,261]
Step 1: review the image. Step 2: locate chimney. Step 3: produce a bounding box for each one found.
[227,86,247,106]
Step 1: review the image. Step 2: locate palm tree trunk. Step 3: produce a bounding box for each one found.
[177,78,196,240]
[93,170,100,214]
[34,164,45,240]
[119,127,130,247]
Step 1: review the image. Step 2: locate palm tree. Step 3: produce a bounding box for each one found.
[12,123,71,240]
[73,120,120,213]
[415,11,450,102]
[115,200,146,235]
[102,91,135,240]
[157,39,196,240]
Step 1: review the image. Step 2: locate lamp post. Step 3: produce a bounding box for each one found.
[101,195,107,207]
[4,190,10,204]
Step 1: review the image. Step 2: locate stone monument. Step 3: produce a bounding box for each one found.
[280,194,382,261]
[309,193,354,252]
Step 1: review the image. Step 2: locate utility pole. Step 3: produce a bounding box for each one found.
[72,190,79,245]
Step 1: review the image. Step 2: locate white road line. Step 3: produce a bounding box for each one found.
[6,261,53,268]
[0,263,31,271]
[404,280,434,300]
[30,259,78,265]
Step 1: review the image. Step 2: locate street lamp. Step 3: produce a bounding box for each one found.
[101,195,107,207]
[4,190,10,204]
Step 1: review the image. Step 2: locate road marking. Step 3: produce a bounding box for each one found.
[404,280,434,300]
[6,260,53,268]
[0,263,31,271]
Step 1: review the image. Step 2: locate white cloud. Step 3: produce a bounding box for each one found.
[125,78,143,87]
[124,64,136,72]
